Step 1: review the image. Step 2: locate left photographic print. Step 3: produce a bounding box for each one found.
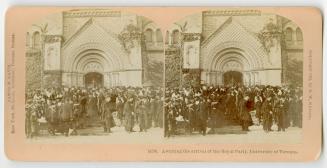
[25,8,165,143]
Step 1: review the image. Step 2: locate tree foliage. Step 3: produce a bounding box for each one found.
[286,59,303,86]
[165,51,182,88]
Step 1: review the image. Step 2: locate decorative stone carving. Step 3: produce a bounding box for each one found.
[118,24,142,53]
[257,19,282,53]
[83,62,104,72]
[44,41,61,70]
[222,61,243,72]
[44,35,63,43]
[182,33,201,42]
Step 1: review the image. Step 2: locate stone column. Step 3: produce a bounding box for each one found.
[112,73,116,87]
[103,72,109,88]
[243,72,249,86]
[79,74,84,87]
[108,73,112,88]
[117,72,120,86]
[217,72,223,86]
[254,72,258,85]
[242,72,246,86]
[206,72,210,85]
[252,72,256,85]
[153,30,157,46]
[214,72,218,86]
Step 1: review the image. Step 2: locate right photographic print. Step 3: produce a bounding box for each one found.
[164,10,303,143]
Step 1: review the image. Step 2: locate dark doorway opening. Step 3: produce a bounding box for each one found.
[84,72,103,88]
[223,71,243,86]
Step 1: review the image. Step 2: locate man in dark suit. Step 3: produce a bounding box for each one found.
[61,98,73,136]
[79,93,88,128]
[124,97,135,132]
[197,97,209,136]
[102,96,116,133]
[262,97,273,132]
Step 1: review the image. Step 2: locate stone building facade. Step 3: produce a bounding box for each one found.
[26,9,164,89]
[165,10,303,87]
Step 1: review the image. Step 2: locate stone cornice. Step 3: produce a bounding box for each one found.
[203,10,261,16]
[63,9,121,18]
[182,33,201,42]
[44,35,63,43]
[165,47,180,55]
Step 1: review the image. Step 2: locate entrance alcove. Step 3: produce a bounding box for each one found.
[84,72,104,88]
[223,71,243,86]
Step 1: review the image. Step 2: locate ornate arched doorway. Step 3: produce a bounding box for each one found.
[205,45,264,86]
[223,71,243,86]
[84,72,104,88]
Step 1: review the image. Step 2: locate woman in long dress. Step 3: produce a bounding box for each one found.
[87,93,99,120]
[124,97,135,132]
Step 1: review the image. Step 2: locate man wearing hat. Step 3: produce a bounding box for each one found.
[238,95,253,131]
[157,96,164,128]
[79,93,88,129]
[261,96,274,132]
[60,98,73,136]
[25,100,33,138]
[150,96,158,128]
[48,100,59,135]
[186,97,196,134]
[197,97,210,135]
[275,95,289,132]
[123,96,135,132]
[102,96,116,133]
[136,96,148,132]
[116,94,125,126]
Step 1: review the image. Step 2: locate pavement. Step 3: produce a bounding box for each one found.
[27,123,301,144]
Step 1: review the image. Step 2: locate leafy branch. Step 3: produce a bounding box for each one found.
[32,23,48,34]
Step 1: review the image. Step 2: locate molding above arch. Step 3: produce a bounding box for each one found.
[63,42,128,73]
[203,41,266,71]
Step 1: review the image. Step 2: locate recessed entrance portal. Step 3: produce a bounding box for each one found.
[223,71,243,86]
[84,72,104,88]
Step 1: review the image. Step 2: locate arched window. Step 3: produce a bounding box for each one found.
[144,29,153,42]
[156,29,163,42]
[285,27,293,41]
[296,28,303,41]
[165,31,169,44]
[172,29,180,44]
[32,31,41,48]
[26,32,30,47]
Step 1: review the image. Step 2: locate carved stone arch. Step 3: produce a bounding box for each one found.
[206,41,265,72]
[155,28,163,42]
[61,19,131,70]
[63,42,125,73]
[82,61,104,73]
[165,30,170,44]
[222,59,244,72]
[26,32,30,47]
[32,31,41,48]
[295,27,303,41]
[211,50,252,72]
[77,57,106,73]
[284,27,294,41]
[71,50,114,73]
[144,28,154,42]
[143,22,157,32]
[171,29,181,44]
[220,59,245,72]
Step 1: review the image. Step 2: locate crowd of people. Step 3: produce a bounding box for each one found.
[25,86,164,138]
[164,84,303,137]
[25,84,303,139]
